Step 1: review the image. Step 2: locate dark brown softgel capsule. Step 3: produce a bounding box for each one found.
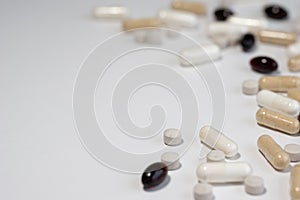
[250,56,278,74]
[264,5,288,20]
[141,162,168,189]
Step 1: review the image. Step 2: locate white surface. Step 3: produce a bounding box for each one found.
[1,0,300,200]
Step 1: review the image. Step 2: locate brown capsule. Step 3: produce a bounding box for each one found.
[258,30,297,46]
[288,88,300,103]
[291,164,300,200]
[171,1,206,15]
[257,134,290,170]
[259,76,300,92]
[122,18,161,31]
[289,55,300,72]
[256,108,300,135]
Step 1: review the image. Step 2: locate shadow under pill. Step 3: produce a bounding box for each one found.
[143,175,171,192]
[226,153,241,160]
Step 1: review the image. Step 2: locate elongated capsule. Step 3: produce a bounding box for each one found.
[291,164,300,200]
[207,22,250,37]
[256,108,300,135]
[93,6,129,19]
[122,18,161,31]
[287,42,300,57]
[256,90,300,117]
[288,88,300,103]
[179,44,221,66]
[259,76,300,92]
[258,30,297,46]
[171,1,206,15]
[289,55,300,72]
[228,16,268,30]
[257,135,290,170]
[196,162,252,183]
[159,10,198,28]
[199,125,238,158]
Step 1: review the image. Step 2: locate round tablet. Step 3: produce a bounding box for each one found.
[161,152,181,170]
[193,183,214,200]
[206,150,225,162]
[242,79,259,95]
[284,144,300,162]
[244,176,265,195]
[163,128,182,146]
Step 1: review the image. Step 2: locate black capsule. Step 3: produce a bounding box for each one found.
[250,56,278,74]
[240,33,255,52]
[264,5,288,20]
[214,8,234,21]
[141,162,168,189]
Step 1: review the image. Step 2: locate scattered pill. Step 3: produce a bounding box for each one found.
[161,152,181,170]
[284,144,300,162]
[256,90,300,117]
[93,6,129,19]
[199,125,238,158]
[171,1,206,15]
[257,135,290,171]
[288,88,300,103]
[207,150,225,162]
[207,22,250,38]
[122,18,161,31]
[290,164,300,200]
[193,183,214,200]
[159,10,198,28]
[259,76,300,92]
[240,33,255,52]
[264,4,288,20]
[250,56,278,74]
[214,7,234,21]
[242,79,259,95]
[258,30,297,46]
[287,42,300,58]
[163,128,182,146]
[228,16,268,30]
[288,55,300,72]
[244,175,265,195]
[141,162,168,189]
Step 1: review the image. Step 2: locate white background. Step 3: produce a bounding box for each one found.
[1,0,300,199]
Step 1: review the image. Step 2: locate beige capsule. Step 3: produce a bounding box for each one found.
[122,18,161,31]
[257,134,291,171]
[256,108,300,135]
[291,164,300,200]
[258,30,297,46]
[259,76,300,92]
[171,1,206,15]
[288,88,300,103]
[289,55,300,72]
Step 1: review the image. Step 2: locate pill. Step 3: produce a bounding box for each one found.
[288,88,300,103]
[207,22,250,38]
[256,90,300,117]
[240,33,256,52]
[179,44,221,66]
[159,10,198,28]
[206,150,225,162]
[92,6,129,19]
[161,152,181,170]
[256,108,300,135]
[284,144,300,162]
[244,175,265,195]
[287,42,300,57]
[141,162,168,189]
[214,7,234,21]
[264,4,288,20]
[259,76,300,92]
[196,162,252,183]
[250,56,278,74]
[163,128,182,146]
[199,125,238,158]
[171,1,206,15]
[228,16,268,30]
[290,164,300,200]
[193,183,214,200]
[122,18,161,31]
[258,30,297,46]
[257,134,290,170]
[242,79,259,95]
[289,55,300,72]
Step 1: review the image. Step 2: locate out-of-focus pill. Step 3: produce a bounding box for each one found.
[256,90,300,117]
[93,6,129,19]
[159,10,198,28]
[288,88,300,103]
[240,33,256,52]
[250,56,278,74]
[171,1,206,15]
[264,4,288,20]
[179,44,221,66]
[122,18,161,31]
[256,108,300,135]
[207,22,250,38]
[291,164,300,200]
[199,125,238,158]
[258,30,297,46]
[196,162,252,183]
[242,79,259,95]
[259,76,300,92]
[161,152,181,170]
[289,55,300,72]
[287,42,300,57]
[206,150,225,162]
[163,128,182,146]
[214,7,234,21]
[193,183,214,200]
[257,134,290,170]
[284,144,300,162]
[228,16,268,30]
[244,175,265,195]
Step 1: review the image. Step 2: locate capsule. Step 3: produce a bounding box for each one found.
[196,162,252,183]
[199,125,238,158]
[256,90,300,117]
[122,18,161,31]
[259,76,300,92]
[290,164,300,200]
[208,22,250,38]
[228,16,268,30]
[171,1,206,15]
[258,30,297,46]
[159,10,198,28]
[289,55,300,72]
[256,108,300,135]
[257,135,290,170]
[93,6,129,19]
[288,88,300,103]
[287,42,300,57]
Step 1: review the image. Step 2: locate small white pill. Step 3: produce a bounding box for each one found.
[287,42,300,58]
[242,79,259,95]
[93,6,129,19]
[179,44,221,66]
[163,128,182,146]
[244,175,265,195]
[193,183,214,200]
[256,90,300,117]
[284,144,300,162]
[161,152,181,170]
[207,150,225,162]
[159,10,198,28]
[228,16,268,30]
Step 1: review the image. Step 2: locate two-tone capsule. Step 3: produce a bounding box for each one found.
[171,1,206,15]
[258,30,297,46]
[259,76,300,92]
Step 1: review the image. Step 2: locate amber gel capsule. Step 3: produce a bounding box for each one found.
[257,135,290,170]
[256,108,300,135]
[290,164,300,200]
[259,76,300,92]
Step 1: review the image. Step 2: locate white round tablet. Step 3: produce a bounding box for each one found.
[242,79,259,95]
[206,150,225,162]
[193,183,214,200]
[163,128,182,146]
[161,152,181,170]
[244,175,265,195]
[284,143,300,162]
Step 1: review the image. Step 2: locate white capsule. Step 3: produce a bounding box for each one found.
[199,125,238,158]
[159,10,198,28]
[207,22,250,38]
[228,16,268,30]
[256,90,300,117]
[196,162,252,183]
[179,44,221,66]
[93,6,129,19]
[287,42,300,58]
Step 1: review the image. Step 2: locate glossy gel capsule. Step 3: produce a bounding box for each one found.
[159,10,198,28]
[196,162,252,183]
[258,30,297,46]
[259,76,300,92]
[290,164,300,200]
